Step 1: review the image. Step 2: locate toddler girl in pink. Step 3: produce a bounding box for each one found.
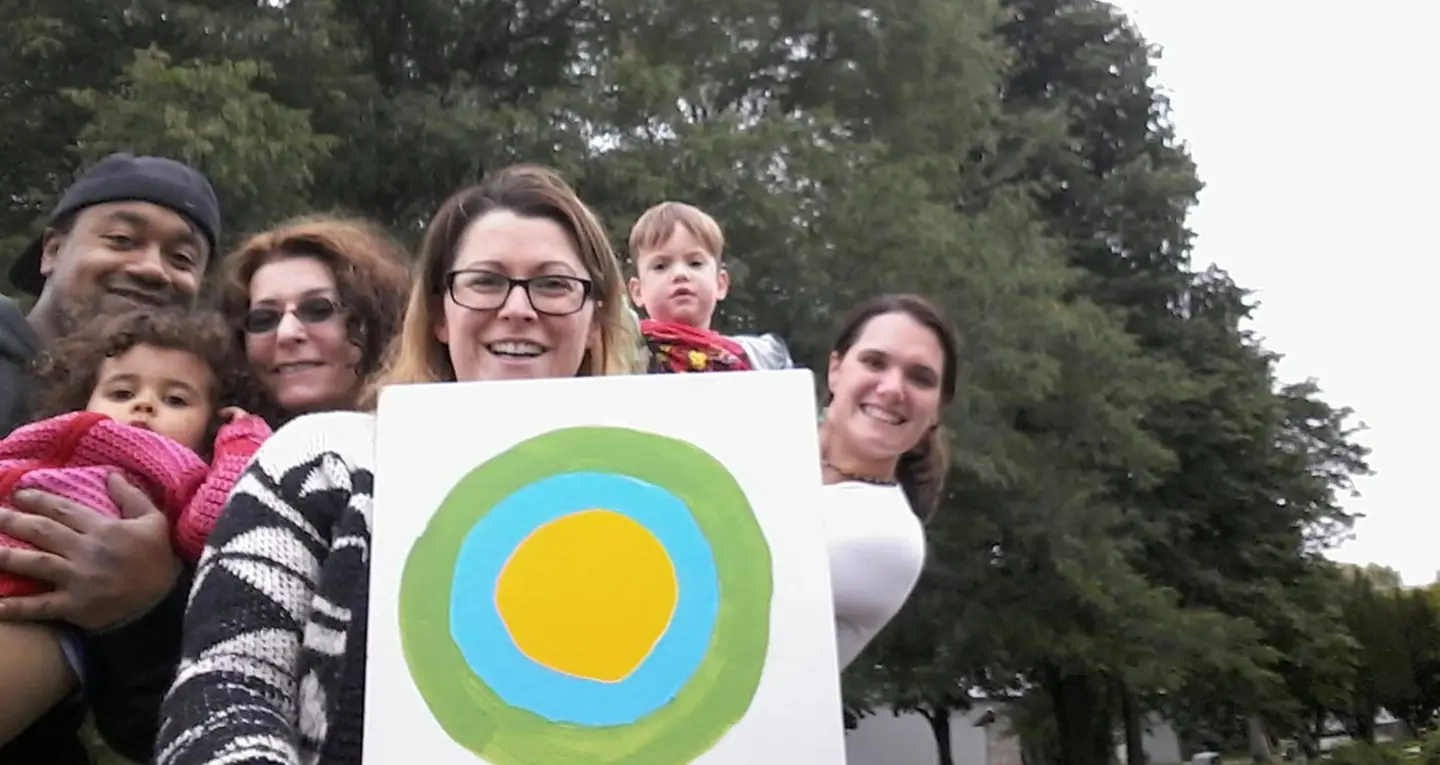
[0,307,272,596]
[0,306,271,745]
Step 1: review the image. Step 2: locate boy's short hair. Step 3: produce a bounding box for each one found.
[628,202,725,266]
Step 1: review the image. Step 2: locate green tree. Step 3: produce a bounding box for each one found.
[995,2,1372,762]
[66,46,336,247]
[1339,566,1440,739]
[0,6,1386,765]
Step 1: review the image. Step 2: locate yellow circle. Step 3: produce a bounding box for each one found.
[494,509,679,683]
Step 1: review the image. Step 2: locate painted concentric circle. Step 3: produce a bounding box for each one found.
[399,425,772,764]
[450,472,720,725]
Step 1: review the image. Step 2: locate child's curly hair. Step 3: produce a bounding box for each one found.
[28,307,251,456]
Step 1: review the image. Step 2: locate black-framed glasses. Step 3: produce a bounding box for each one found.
[241,296,343,334]
[444,269,595,317]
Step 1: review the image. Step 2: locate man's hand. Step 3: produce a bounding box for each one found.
[0,473,181,631]
[217,405,251,422]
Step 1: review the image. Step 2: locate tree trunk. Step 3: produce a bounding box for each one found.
[1245,715,1272,763]
[1042,663,1114,765]
[1347,706,1377,743]
[1296,708,1322,758]
[923,706,955,765]
[1021,739,1049,765]
[1119,682,1146,765]
[1398,711,1421,741]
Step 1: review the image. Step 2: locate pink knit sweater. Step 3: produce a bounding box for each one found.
[0,410,272,596]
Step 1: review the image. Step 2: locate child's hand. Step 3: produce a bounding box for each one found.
[218,406,251,423]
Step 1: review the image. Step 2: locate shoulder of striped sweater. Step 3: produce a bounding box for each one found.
[250,410,378,474]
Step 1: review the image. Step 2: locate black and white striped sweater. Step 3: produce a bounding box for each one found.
[156,411,379,765]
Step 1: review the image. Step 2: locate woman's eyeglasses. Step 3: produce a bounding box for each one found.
[444,269,595,317]
[242,296,343,334]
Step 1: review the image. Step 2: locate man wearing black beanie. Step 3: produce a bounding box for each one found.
[0,152,222,765]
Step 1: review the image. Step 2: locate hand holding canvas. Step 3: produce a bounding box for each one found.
[0,473,180,630]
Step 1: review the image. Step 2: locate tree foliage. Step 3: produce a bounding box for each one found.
[0,0,1388,763]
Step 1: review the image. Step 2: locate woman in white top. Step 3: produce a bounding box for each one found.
[818,294,959,670]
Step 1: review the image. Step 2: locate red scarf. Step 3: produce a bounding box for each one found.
[641,319,753,373]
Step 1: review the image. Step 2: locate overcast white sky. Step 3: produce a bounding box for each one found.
[1117,2,1437,585]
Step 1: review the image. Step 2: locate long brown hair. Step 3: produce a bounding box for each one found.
[829,294,961,518]
[371,164,640,400]
[215,215,412,419]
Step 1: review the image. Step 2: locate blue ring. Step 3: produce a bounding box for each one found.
[450,471,721,726]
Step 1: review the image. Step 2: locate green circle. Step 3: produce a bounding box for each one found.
[399,425,773,764]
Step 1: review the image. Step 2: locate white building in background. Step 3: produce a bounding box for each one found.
[845,700,1183,765]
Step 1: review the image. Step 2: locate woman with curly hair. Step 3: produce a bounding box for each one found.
[0,306,270,745]
[214,215,412,425]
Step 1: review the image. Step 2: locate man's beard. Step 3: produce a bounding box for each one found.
[50,289,188,339]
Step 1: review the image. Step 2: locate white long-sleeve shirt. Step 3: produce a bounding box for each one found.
[825,481,926,670]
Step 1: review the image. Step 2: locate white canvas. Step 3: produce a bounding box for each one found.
[363,370,846,765]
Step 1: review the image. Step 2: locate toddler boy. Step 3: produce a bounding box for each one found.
[627,201,793,373]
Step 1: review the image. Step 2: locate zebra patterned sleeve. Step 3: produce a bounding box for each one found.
[155,411,378,765]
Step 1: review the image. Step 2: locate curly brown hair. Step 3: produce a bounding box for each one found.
[28,307,246,457]
[214,215,412,418]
